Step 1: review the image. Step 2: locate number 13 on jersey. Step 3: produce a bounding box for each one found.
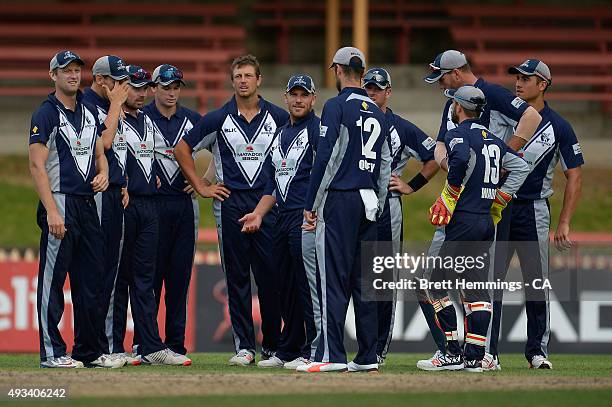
[356,116,381,173]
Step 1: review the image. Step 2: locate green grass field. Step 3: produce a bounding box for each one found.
[1,154,610,248]
[1,353,611,406]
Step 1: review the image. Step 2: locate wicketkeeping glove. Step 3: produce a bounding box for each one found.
[490,189,512,225]
[429,182,462,226]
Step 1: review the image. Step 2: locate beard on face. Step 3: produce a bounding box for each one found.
[451,103,460,124]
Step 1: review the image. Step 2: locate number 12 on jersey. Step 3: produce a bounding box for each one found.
[356,116,381,173]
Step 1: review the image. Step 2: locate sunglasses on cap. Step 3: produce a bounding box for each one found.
[364,72,389,87]
[159,67,183,81]
[130,70,152,81]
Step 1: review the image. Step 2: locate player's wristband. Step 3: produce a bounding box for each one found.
[407,173,428,192]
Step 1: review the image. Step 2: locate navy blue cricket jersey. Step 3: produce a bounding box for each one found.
[123,110,157,196]
[305,87,391,212]
[445,119,529,215]
[385,108,435,196]
[183,96,289,190]
[143,102,201,196]
[437,78,530,144]
[29,91,105,196]
[82,87,127,187]
[516,102,584,200]
[262,110,320,211]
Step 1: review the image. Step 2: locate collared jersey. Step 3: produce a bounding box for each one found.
[123,110,157,196]
[516,102,584,200]
[305,87,391,212]
[82,87,127,187]
[263,110,320,211]
[445,119,529,215]
[385,108,435,197]
[437,78,530,144]
[29,91,105,196]
[143,102,201,196]
[183,96,289,190]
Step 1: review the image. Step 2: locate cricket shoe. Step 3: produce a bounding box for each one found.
[296,362,348,373]
[85,354,126,368]
[257,356,284,368]
[260,348,276,361]
[416,350,445,371]
[120,352,142,366]
[347,361,379,373]
[482,353,501,371]
[142,348,192,366]
[377,355,386,366]
[229,349,255,366]
[529,355,552,369]
[464,359,483,372]
[40,356,84,369]
[284,357,310,370]
[418,352,464,371]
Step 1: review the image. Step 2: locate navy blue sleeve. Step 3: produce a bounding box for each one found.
[182,110,221,152]
[437,99,454,142]
[305,99,342,211]
[557,121,584,170]
[402,119,435,162]
[487,83,529,123]
[29,104,57,145]
[445,129,470,187]
[307,115,321,152]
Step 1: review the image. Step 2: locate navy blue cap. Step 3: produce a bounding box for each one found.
[363,68,391,89]
[49,50,84,70]
[92,55,129,81]
[286,74,315,94]
[508,59,552,85]
[424,50,468,84]
[444,85,487,112]
[126,65,153,88]
[152,64,185,86]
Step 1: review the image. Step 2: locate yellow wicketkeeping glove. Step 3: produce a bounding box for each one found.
[490,189,512,225]
[429,182,463,226]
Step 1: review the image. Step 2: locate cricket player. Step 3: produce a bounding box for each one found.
[239,74,321,370]
[175,55,289,366]
[297,47,391,373]
[426,86,529,372]
[142,64,201,357]
[418,49,542,370]
[486,60,584,370]
[118,65,191,366]
[30,51,123,368]
[82,55,130,361]
[362,67,439,365]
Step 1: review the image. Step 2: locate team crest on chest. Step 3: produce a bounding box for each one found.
[124,115,155,182]
[273,128,309,201]
[57,107,96,181]
[154,118,194,184]
[220,112,277,187]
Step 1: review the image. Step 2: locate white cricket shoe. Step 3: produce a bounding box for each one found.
[296,362,348,373]
[117,352,141,366]
[87,354,126,368]
[482,353,501,371]
[257,356,284,368]
[530,355,552,369]
[416,350,444,371]
[347,361,379,373]
[40,356,84,369]
[142,348,192,366]
[284,357,310,370]
[229,349,255,366]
